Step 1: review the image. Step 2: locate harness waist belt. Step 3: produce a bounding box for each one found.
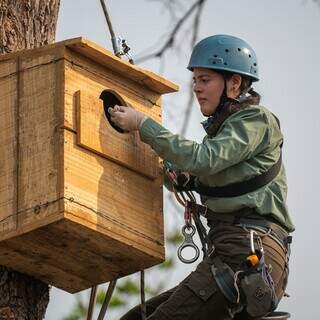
[202,206,290,245]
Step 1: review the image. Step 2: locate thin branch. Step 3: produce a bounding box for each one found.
[136,0,206,63]
[148,0,186,21]
[180,0,206,136]
[180,82,195,136]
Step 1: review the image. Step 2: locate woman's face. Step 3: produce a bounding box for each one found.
[192,68,225,116]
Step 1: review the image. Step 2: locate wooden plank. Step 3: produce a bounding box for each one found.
[0,218,164,293]
[0,226,92,293]
[54,219,163,291]
[64,48,162,106]
[66,38,179,94]
[0,58,17,79]
[17,53,63,229]
[0,203,63,242]
[63,129,164,257]
[0,59,18,235]
[0,37,179,94]
[76,90,158,179]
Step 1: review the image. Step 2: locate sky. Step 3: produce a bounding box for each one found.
[45,0,320,319]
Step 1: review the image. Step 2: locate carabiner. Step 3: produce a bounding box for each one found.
[177,225,200,264]
[250,229,264,254]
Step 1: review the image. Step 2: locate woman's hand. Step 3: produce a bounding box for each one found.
[108,105,147,132]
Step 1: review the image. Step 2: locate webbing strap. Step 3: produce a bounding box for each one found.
[194,153,282,198]
[210,256,238,304]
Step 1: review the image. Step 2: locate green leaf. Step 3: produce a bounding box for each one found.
[109,295,126,308]
[116,279,140,294]
[166,231,183,245]
[63,300,86,320]
[158,257,174,269]
[96,290,107,305]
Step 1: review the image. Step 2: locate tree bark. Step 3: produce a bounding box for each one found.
[0,0,60,54]
[0,0,60,319]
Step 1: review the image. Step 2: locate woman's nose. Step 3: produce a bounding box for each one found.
[193,82,202,93]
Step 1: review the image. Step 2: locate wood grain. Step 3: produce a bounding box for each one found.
[0,59,18,235]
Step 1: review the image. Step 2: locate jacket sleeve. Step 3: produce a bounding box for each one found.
[139,107,270,176]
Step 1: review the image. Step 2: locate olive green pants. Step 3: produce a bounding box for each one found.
[120,224,289,320]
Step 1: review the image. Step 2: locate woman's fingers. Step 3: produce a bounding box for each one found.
[107,105,145,131]
[108,105,125,115]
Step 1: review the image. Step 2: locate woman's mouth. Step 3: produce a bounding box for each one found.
[198,98,207,104]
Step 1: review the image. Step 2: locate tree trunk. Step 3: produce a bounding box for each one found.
[0,0,60,54]
[0,0,60,319]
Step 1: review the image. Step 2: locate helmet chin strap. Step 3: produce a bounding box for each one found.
[208,77,252,117]
[208,78,234,117]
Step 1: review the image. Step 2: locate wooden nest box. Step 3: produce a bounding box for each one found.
[0,38,178,293]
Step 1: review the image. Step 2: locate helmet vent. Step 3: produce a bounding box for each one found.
[249,54,252,58]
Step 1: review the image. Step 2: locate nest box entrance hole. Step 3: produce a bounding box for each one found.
[100,90,127,133]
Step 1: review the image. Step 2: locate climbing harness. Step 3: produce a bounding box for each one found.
[180,153,282,198]
[164,156,290,319]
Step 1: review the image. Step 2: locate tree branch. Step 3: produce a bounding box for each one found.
[136,0,206,63]
[180,0,206,136]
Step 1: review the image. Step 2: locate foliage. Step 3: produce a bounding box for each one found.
[62,228,181,320]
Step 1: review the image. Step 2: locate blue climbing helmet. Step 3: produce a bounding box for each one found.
[187,34,259,82]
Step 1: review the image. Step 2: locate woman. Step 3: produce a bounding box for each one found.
[110,34,294,320]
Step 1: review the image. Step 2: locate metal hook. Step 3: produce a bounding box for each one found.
[177,225,200,264]
[250,229,263,254]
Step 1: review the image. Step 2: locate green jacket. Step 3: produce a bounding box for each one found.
[139,105,294,232]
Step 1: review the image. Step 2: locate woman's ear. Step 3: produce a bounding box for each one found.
[226,74,242,99]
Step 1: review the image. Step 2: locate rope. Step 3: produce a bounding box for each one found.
[87,286,98,320]
[99,0,116,39]
[99,0,118,55]
[99,0,134,63]
[97,280,117,320]
[164,166,210,260]
[140,271,147,320]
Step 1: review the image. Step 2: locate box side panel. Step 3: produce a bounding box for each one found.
[0,59,18,235]
[76,90,158,179]
[0,218,163,293]
[17,51,64,231]
[63,129,164,259]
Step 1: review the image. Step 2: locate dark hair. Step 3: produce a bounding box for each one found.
[220,71,261,105]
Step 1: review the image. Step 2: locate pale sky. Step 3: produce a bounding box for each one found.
[45,1,320,319]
